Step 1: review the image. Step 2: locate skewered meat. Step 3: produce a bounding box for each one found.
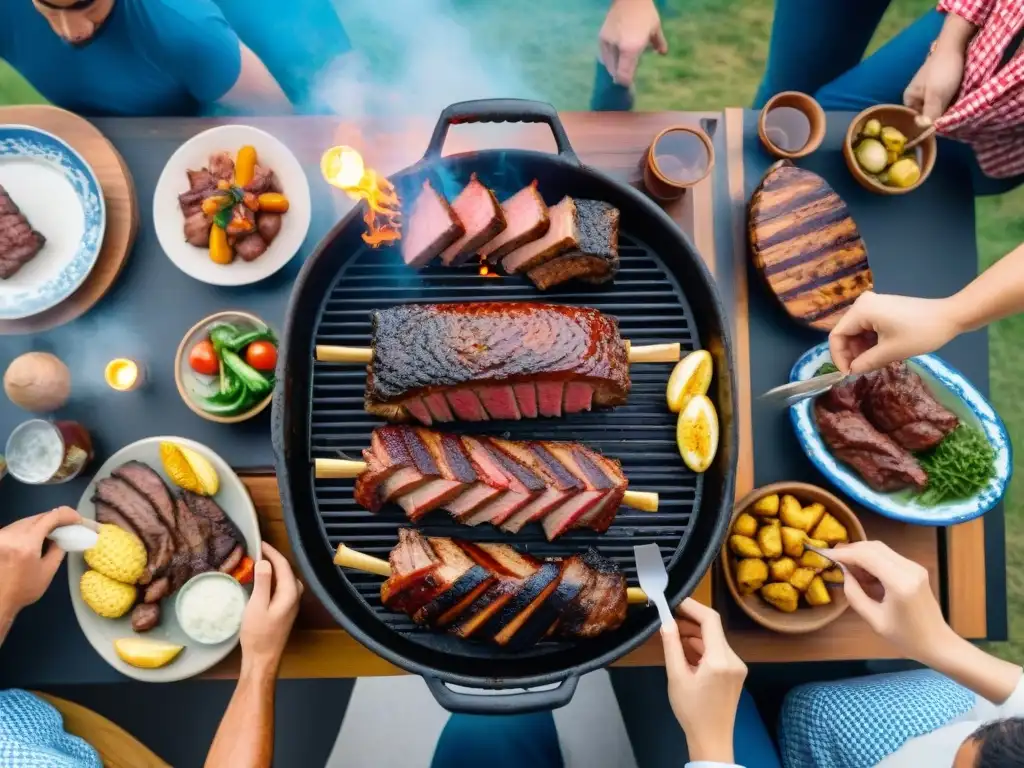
[527,200,620,289]
[235,232,268,261]
[402,180,464,268]
[256,212,282,243]
[501,197,579,274]
[379,529,627,647]
[365,303,631,424]
[0,184,46,280]
[857,362,959,452]
[353,426,627,539]
[183,211,213,247]
[439,173,506,266]
[478,181,549,262]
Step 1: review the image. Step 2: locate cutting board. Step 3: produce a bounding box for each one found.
[748,160,871,331]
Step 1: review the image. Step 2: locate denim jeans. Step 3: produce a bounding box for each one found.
[754,0,1022,196]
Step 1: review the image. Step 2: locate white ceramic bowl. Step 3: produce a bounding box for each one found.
[175,571,248,646]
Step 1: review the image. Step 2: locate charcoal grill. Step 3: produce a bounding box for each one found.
[273,99,737,714]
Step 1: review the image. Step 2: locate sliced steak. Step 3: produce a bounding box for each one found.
[562,382,595,414]
[439,174,506,266]
[501,197,579,274]
[184,211,213,247]
[401,180,464,268]
[244,164,274,194]
[444,389,490,421]
[93,479,175,582]
[181,491,245,567]
[112,461,177,533]
[527,200,620,289]
[208,152,234,181]
[478,181,549,262]
[474,385,521,420]
[187,168,216,190]
[857,362,959,452]
[0,185,46,279]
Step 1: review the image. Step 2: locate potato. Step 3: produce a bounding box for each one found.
[729,535,762,558]
[761,582,799,613]
[806,537,828,549]
[769,556,796,582]
[805,576,832,606]
[779,494,801,521]
[781,526,806,558]
[763,517,782,528]
[757,524,783,559]
[802,503,827,529]
[752,494,779,517]
[736,558,768,595]
[789,567,816,592]
[781,499,824,532]
[732,513,758,538]
[821,567,845,584]
[811,513,849,545]
[800,548,832,573]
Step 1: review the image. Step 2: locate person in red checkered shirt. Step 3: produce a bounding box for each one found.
[755,0,1024,195]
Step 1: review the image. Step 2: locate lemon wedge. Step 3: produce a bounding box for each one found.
[114,637,184,669]
[666,350,713,413]
[676,394,719,473]
[159,442,220,495]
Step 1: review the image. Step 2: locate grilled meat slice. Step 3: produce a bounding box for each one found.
[208,152,234,181]
[244,165,274,194]
[184,211,213,247]
[352,426,630,539]
[857,362,959,452]
[131,603,161,633]
[0,184,46,279]
[439,174,506,266]
[143,576,171,604]
[181,491,245,567]
[478,181,549,262]
[256,212,282,244]
[234,232,268,261]
[187,169,216,190]
[402,180,464,268]
[112,461,177,533]
[501,197,579,274]
[366,303,631,422]
[378,531,627,646]
[93,479,175,584]
[527,199,621,289]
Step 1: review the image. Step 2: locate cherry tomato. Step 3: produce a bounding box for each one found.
[245,341,277,371]
[189,340,219,376]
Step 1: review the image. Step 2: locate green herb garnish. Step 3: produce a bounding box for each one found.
[815,361,840,376]
[915,425,996,506]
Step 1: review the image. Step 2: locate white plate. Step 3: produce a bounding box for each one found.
[70,436,261,682]
[789,343,1012,526]
[0,125,105,319]
[153,125,311,286]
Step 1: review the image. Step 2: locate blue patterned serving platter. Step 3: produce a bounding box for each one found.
[0,125,105,320]
[789,342,1011,526]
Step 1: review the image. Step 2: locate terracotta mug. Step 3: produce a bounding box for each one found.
[758,91,826,159]
[642,125,715,201]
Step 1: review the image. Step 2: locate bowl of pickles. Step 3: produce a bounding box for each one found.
[721,482,866,634]
[843,105,936,195]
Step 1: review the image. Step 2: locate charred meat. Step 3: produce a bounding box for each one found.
[365,303,631,424]
[857,362,959,452]
[501,196,579,274]
[353,426,628,539]
[377,529,627,647]
[478,181,549,262]
[439,174,507,266]
[527,200,620,289]
[0,184,46,280]
[401,180,464,268]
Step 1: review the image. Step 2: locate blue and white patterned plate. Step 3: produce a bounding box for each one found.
[0,125,105,319]
[789,342,1012,526]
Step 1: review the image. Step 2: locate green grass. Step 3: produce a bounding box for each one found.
[3,0,1022,660]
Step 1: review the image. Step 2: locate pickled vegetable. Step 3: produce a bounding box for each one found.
[234,145,257,187]
[258,192,290,213]
[889,158,921,188]
[880,126,907,154]
[209,224,233,265]
[854,138,887,174]
[861,118,882,138]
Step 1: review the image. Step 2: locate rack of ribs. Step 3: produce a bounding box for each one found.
[343,426,651,540]
[360,302,631,424]
[341,528,629,648]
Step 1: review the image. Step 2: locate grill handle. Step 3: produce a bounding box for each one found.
[424,674,579,715]
[424,98,580,165]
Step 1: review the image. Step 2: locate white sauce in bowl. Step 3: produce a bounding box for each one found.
[176,573,246,645]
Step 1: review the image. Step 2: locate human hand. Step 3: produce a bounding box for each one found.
[0,506,81,622]
[598,0,668,87]
[904,45,965,125]
[828,541,953,664]
[240,543,302,676]
[661,598,746,763]
[828,291,962,374]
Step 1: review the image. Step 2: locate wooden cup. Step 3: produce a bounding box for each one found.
[642,125,715,201]
[758,92,826,159]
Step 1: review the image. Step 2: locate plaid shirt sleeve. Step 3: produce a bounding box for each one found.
[937,0,996,27]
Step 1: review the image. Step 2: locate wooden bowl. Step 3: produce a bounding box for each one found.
[175,310,274,424]
[757,92,826,159]
[721,481,866,634]
[843,105,937,195]
[642,125,715,201]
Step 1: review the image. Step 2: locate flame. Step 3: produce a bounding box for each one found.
[321,146,401,248]
[478,265,500,278]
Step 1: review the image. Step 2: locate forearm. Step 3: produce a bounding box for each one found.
[945,240,1024,333]
[685,724,735,764]
[921,630,1022,705]
[205,661,276,768]
[0,605,15,648]
[218,44,292,115]
[935,9,980,55]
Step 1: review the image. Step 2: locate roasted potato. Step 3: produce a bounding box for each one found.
[752,493,780,517]
[736,558,768,595]
[732,513,759,538]
[789,567,816,592]
[806,537,828,549]
[805,576,832,606]
[763,517,782,528]
[779,494,801,521]
[800,548,832,573]
[821,567,845,584]
[781,500,825,532]
[757,524,783,559]
[781,526,806,558]
[811,513,849,545]
[769,556,796,582]
[729,535,762,558]
[761,582,799,613]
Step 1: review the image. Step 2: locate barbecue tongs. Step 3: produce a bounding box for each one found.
[759,371,855,407]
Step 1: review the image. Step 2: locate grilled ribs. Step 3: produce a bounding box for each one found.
[378,529,627,647]
[353,426,628,539]
[365,302,631,424]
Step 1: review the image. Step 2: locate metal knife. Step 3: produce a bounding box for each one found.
[759,371,852,407]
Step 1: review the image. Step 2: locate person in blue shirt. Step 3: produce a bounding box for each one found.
[0,0,290,117]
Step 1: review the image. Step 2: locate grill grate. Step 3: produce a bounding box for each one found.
[309,234,703,646]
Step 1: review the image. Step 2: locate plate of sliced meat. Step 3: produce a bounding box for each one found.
[790,342,1011,525]
[70,436,261,682]
[0,125,105,319]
